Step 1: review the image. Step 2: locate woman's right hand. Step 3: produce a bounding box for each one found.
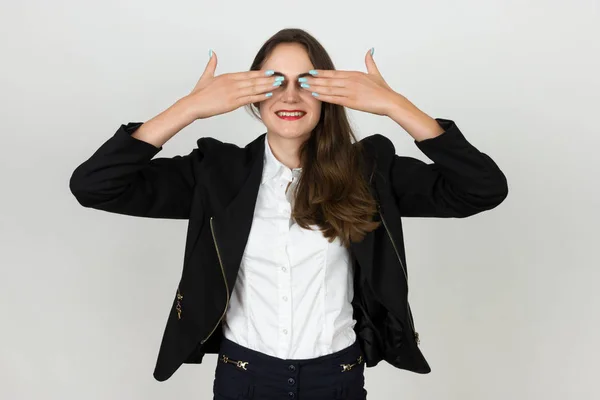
[183,50,282,120]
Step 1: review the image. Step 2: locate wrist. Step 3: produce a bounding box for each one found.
[174,95,200,124]
[385,93,417,121]
[385,94,444,141]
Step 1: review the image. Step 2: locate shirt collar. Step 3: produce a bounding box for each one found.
[261,134,302,184]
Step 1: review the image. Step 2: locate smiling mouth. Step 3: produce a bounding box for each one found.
[276,111,306,121]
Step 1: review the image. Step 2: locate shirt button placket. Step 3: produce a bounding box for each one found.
[277,194,291,355]
[281,204,293,353]
[280,262,291,350]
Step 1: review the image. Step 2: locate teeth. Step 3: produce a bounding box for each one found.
[277,111,305,117]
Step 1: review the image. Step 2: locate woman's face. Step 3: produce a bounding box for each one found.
[259,43,322,142]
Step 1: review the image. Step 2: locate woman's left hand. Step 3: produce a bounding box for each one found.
[300,49,405,116]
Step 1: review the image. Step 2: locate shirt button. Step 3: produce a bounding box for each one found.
[288,378,295,385]
[282,266,287,272]
[283,296,288,301]
[288,364,296,372]
[288,392,295,398]
[283,329,288,335]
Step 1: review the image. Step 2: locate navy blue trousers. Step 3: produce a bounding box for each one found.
[213,337,367,400]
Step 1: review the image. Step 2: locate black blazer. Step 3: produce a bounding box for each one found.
[69,118,508,381]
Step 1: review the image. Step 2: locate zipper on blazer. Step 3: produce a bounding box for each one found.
[377,204,420,345]
[176,290,183,319]
[200,216,230,345]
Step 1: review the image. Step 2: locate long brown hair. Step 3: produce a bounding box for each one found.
[245,28,380,248]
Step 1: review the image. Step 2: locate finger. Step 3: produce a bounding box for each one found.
[200,50,218,80]
[192,50,218,92]
[303,69,356,79]
[365,49,382,76]
[230,69,281,81]
[300,77,347,88]
[236,89,280,107]
[235,80,283,101]
[307,92,348,107]
[236,75,286,90]
[300,83,352,97]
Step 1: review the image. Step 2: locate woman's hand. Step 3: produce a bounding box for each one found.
[298,49,407,117]
[183,50,283,120]
[301,49,445,141]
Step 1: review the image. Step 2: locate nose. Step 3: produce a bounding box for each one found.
[281,80,301,103]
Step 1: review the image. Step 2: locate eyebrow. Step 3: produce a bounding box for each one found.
[272,71,312,80]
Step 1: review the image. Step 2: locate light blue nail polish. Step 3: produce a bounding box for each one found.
[265,70,275,76]
[370,47,375,56]
[308,70,318,76]
[312,92,319,97]
[301,83,310,88]
[209,49,213,58]
[275,76,285,81]
[266,92,273,97]
[298,77,308,83]
[273,81,282,86]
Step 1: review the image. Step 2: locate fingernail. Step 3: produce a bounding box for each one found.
[311,92,319,97]
[308,70,318,76]
[273,81,282,86]
[275,76,285,81]
[209,49,213,58]
[298,77,308,83]
[301,83,310,88]
[265,70,275,76]
[266,92,273,97]
[370,47,375,56]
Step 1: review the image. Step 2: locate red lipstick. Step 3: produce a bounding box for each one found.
[275,109,306,121]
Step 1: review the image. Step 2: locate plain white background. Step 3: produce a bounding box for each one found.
[1,0,599,399]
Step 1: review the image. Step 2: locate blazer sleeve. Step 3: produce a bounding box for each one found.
[69,122,203,219]
[388,118,509,218]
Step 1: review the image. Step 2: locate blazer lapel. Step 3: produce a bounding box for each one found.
[209,133,266,290]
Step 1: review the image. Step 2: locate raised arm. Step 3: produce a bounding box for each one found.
[69,98,201,219]
[69,50,286,219]
[387,119,509,218]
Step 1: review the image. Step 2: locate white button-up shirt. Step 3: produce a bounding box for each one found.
[222,134,357,359]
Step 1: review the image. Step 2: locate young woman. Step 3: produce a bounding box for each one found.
[70,28,508,400]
